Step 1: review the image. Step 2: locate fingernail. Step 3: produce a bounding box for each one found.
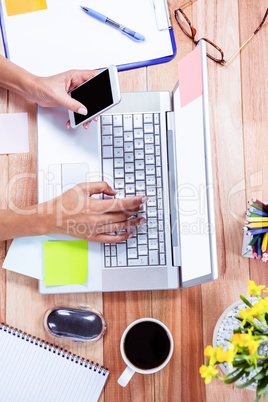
[128,232,133,239]
[138,204,143,211]
[78,107,88,116]
[140,218,146,224]
[141,196,148,204]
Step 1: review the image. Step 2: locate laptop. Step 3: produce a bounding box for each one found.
[37,40,218,294]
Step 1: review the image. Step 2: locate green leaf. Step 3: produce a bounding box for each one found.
[234,316,243,322]
[257,375,268,395]
[240,295,253,307]
[224,369,245,384]
[223,368,241,379]
[236,376,258,388]
[263,392,267,402]
[255,394,262,402]
[254,371,266,381]
[244,366,255,373]
[236,370,265,389]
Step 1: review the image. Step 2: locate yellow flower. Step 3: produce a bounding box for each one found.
[204,345,220,366]
[239,299,268,327]
[238,308,255,326]
[199,365,218,384]
[204,345,215,357]
[231,332,260,356]
[216,344,235,367]
[247,280,265,297]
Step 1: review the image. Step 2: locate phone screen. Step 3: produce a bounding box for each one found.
[70,69,113,125]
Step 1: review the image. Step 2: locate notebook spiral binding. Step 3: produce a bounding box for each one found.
[0,323,108,376]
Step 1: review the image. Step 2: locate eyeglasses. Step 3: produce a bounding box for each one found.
[174,2,268,65]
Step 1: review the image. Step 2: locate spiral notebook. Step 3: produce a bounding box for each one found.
[0,323,109,402]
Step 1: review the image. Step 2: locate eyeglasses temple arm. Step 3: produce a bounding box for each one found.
[225,8,267,65]
[224,33,254,65]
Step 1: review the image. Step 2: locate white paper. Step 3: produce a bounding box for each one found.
[1,0,173,75]
[0,112,29,154]
[0,328,109,402]
[2,235,51,279]
[174,93,212,282]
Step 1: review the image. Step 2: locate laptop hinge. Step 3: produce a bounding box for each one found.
[166,111,181,268]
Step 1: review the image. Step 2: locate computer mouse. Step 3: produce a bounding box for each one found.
[44,307,106,342]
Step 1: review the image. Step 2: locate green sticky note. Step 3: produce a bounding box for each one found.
[44,240,88,286]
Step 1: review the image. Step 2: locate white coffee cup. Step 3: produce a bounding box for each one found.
[117,318,174,387]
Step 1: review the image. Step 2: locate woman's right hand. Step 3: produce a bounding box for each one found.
[42,181,147,243]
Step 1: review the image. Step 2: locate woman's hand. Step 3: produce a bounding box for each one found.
[31,69,100,129]
[43,181,147,243]
[0,56,98,129]
[0,182,147,242]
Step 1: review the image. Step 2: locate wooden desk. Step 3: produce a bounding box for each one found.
[0,1,267,401]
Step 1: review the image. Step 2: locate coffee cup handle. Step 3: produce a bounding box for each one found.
[117,366,135,387]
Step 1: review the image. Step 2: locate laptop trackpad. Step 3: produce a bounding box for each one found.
[48,163,90,195]
[61,163,89,191]
[47,163,90,241]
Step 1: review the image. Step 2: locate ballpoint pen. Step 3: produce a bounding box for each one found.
[80,6,145,42]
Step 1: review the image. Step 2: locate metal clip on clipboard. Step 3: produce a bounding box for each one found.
[152,0,171,30]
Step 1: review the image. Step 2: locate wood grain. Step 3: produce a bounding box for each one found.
[0,0,267,400]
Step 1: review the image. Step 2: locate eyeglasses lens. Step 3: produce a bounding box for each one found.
[176,10,193,37]
[204,41,223,61]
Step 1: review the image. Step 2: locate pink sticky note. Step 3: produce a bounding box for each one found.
[178,45,203,108]
[0,112,29,154]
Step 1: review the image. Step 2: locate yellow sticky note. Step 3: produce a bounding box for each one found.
[5,0,47,17]
[44,241,88,286]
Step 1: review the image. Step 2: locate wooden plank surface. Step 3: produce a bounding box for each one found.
[0,0,267,401]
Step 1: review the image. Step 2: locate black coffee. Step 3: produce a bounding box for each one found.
[124,321,170,370]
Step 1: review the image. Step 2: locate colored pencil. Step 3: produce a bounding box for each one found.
[257,236,262,260]
[246,223,268,229]
[247,207,268,217]
[261,232,268,252]
[246,211,267,218]
[244,217,268,223]
[246,233,261,251]
[248,201,267,212]
[252,242,258,259]
[246,228,268,236]
[251,198,268,212]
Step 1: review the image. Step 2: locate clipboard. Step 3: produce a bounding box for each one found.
[0,0,176,74]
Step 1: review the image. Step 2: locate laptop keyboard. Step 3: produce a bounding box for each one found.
[101,113,166,267]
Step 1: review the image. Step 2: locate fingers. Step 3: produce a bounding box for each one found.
[91,195,148,214]
[66,118,94,130]
[93,216,146,243]
[83,121,91,130]
[79,181,117,197]
[68,69,100,90]
[98,216,145,234]
[78,180,147,212]
[95,231,133,244]
[90,210,136,225]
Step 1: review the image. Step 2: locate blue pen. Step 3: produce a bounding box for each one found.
[80,6,145,42]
